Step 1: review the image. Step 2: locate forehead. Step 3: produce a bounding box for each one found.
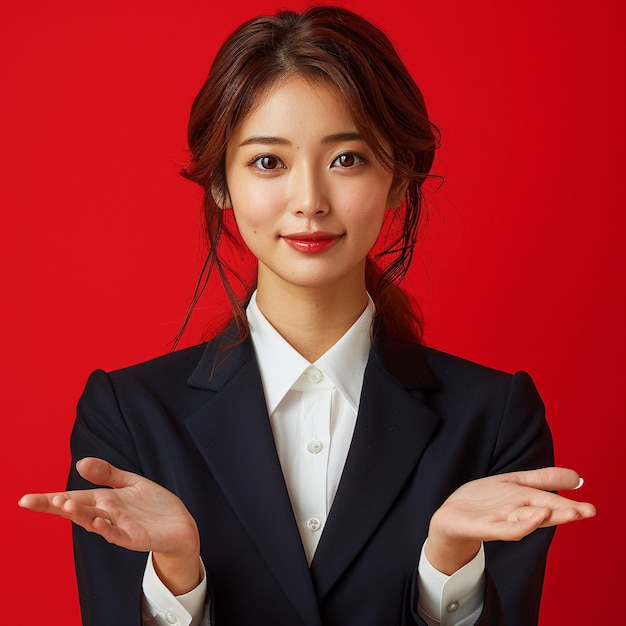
[233,76,357,139]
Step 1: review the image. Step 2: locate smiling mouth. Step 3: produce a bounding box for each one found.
[281,232,341,254]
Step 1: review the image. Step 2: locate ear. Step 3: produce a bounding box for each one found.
[386,178,409,209]
[211,186,232,209]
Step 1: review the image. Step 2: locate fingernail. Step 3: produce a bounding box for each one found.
[574,477,584,490]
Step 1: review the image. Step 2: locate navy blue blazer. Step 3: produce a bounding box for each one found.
[68,330,554,626]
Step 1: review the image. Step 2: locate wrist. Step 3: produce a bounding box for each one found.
[152,551,203,596]
[424,532,481,576]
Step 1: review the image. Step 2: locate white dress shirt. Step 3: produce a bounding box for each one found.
[141,292,484,625]
[250,292,370,563]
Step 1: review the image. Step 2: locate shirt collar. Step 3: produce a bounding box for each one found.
[247,291,374,415]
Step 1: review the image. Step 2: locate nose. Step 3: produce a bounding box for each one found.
[288,165,330,218]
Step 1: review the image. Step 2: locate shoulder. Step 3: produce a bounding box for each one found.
[379,339,529,393]
[419,345,519,386]
[77,343,211,415]
[107,343,210,384]
[81,324,254,406]
[104,320,247,385]
[414,345,543,414]
[413,346,552,473]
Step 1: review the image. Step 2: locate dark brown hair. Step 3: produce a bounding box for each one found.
[178,5,439,346]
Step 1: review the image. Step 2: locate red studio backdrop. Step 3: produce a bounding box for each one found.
[1,0,623,622]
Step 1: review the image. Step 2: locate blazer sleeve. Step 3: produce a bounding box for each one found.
[67,369,158,626]
[475,371,555,626]
[484,371,554,625]
[411,369,554,626]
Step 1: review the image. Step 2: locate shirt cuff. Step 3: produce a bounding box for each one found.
[417,540,485,626]
[142,552,208,625]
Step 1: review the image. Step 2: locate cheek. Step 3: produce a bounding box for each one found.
[231,205,278,255]
[340,185,389,227]
[235,211,278,239]
[230,189,278,231]
[355,200,389,250]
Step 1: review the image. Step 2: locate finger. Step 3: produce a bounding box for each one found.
[488,509,549,541]
[57,501,124,542]
[539,502,597,526]
[479,502,593,543]
[19,488,149,551]
[521,486,597,518]
[58,495,115,528]
[76,457,141,490]
[502,467,582,492]
[471,505,574,543]
[18,493,67,515]
[506,505,551,524]
[513,487,597,525]
[90,516,140,550]
[504,496,596,531]
[18,491,103,524]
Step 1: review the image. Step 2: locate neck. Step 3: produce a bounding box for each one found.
[255,274,369,362]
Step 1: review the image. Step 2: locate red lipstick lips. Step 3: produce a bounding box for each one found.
[282,232,340,254]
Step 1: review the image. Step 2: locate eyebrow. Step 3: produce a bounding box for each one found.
[238,131,364,147]
[322,132,364,144]
[239,136,290,147]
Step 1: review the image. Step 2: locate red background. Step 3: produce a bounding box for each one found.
[2,0,623,622]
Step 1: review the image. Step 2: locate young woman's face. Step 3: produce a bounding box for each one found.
[224,76,402,295]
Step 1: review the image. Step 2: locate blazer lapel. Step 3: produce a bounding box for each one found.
[185,336,322,626]
[310,343,441,599]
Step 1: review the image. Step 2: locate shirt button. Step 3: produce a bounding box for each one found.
[306,517,321,532]
[307,440,323,454]
[446,601,460,613]
[164,612,178,624]
[305,367,323,383]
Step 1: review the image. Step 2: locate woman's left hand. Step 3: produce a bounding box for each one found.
[425,467,596,575]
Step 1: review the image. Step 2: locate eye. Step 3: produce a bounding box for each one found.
[331,152,365,168]
[249,154,285,171]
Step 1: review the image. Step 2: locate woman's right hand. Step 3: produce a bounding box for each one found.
[19,457,203,595]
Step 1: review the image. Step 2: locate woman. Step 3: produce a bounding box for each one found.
[19,7,594,625]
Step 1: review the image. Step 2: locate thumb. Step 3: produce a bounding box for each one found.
[76,457,140,489]
[503,467,582,492]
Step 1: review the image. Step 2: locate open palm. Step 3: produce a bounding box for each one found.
[19,457,199,559]
[425,467,596,575]
[433,467,594,543]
